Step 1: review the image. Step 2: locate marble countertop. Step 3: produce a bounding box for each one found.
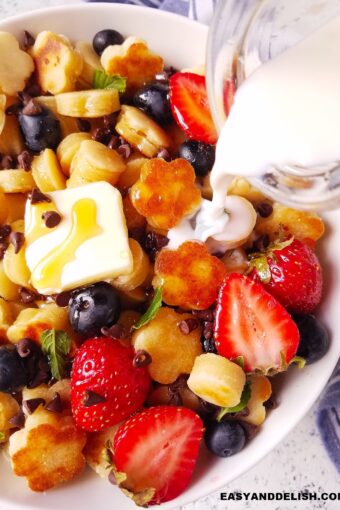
[0,1,339,508]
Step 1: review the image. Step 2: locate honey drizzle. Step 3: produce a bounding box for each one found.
[31,198,102,291]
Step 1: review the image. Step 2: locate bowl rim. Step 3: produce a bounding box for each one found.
[0,4,339,510]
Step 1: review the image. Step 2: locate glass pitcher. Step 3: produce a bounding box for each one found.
[206,0,340,211]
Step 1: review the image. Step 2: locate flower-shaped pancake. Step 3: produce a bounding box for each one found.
[130,158,201,230]
[9,408,86,491]
[153,241,227,310]
[101,37,163,94]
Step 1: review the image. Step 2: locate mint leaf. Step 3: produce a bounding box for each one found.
[132,288,162,330]
[93,70,127,93]
[216,381,252,422]
[41,329,71,380]
[0,431,5,441]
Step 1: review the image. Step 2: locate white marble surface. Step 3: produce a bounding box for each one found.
[0,1,339,508]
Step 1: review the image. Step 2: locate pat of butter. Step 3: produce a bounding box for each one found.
[25,181,133,295]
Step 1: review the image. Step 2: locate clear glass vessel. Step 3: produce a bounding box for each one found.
[206,0,340,211]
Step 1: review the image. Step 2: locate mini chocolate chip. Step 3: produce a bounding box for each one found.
[23,398,45,415]
[76,118,91,132]
[241,422,259,441]
[42,210,62,228]
[128,227,145,244]
[55,290,72,307]
[17,150,33,171]
[1,155,16,169]
[178,318,199,335]
[107,135,119,150]
[8,410,25,429]
[16,338,36,358]
[9,231,24,254]
[264,394,278,410]
[22,99,42,116]
[257,202,273,218]
[101,323,124,339]
[143,231,169,261]
[23,83,42,97]
[0,224,11,241]
[133,349,152,368]
[192,309,214,322]
[83,390,106,407]
[103,113,117,131]
[117,143,131,159]
[264,174,278,188]
[0,242,8,260]
[145,286,155,302]
[45,393,63,413]
[92,127,109,144]
[16,91,32,106]
[5,102,22,116]
[203,321,214,340]
[30,188,52,204]
[22,30,35,50]
[19,286,38,304]
[156,148,170,161]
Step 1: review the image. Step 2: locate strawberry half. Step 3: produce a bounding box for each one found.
[249,238,323,314]
[113,406,204,505]
[214,274,300,373]
[169,72,218,144]
[71,337,151,432]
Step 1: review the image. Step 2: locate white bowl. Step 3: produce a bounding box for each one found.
[0,4,339,510]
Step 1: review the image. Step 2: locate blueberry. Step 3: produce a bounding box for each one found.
[178,140,215,177]
[68,282,121,337]
[205,420,246,457]
[19,106,61,153]
[92,29,124,56]
[133,82,173,125]
[0,345,28,393]
[294,314,330,364]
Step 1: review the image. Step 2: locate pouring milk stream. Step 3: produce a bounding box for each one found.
[169,17,340,250]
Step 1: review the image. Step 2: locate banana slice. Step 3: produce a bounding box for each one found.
[67,139,126,187]
[31,31,83,94]
[55,89,120,118]
[0,170,35,193]
[116,105,171,158]
[0,32,34,95]
[187,353,246,408]
[57,132,92,176]
[101,36,163,94]
[31,149,66,192]
[75,41,103,87]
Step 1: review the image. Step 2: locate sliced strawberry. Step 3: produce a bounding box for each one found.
[249,238,323,314]
[113,406,204,505]
[214,274,300,373]
[169,72,218,144]
[71,337,151,432]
